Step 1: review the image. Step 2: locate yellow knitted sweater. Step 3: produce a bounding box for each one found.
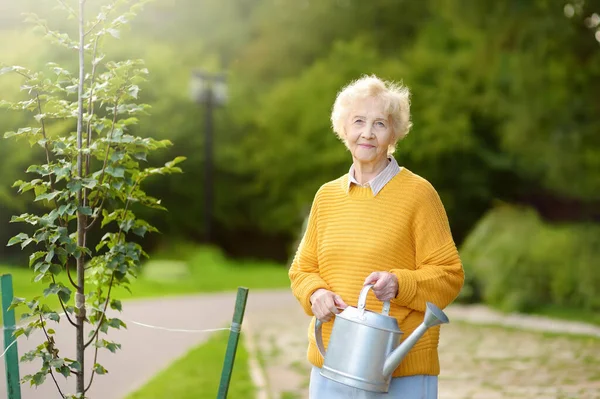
[288,168,464,377]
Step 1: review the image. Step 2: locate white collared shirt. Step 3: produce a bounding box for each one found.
[347,157,402,196]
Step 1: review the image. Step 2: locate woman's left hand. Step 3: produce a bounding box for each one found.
[363,272,398,301]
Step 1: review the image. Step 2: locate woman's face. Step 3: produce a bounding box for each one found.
[344,96,394,166]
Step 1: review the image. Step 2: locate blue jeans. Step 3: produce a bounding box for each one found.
[309,367,438,398]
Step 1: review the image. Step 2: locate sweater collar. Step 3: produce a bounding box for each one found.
[347,157,402,196]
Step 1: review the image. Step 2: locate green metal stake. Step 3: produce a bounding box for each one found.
[1,274,22,399]
[217,287,249,399]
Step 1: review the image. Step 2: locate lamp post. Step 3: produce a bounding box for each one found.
[190,70,227,242]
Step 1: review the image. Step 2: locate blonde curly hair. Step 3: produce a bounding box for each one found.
[330,75,412,155]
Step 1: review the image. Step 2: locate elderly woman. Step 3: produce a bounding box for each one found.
[288,75,465,398]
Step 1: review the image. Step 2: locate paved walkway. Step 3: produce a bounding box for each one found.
[2,290,600,398]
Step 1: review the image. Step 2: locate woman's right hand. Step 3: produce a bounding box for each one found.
[310,289,348,322]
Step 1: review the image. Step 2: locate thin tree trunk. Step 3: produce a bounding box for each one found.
[76,0,87,395]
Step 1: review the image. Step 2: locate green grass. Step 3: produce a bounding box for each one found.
[533,304,600,326]
[0,244,290,322]
[120,243,291,296]
[452,319,600,342]
[126,330,255,399]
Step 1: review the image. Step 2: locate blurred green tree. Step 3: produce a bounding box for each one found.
[1,0,599,264]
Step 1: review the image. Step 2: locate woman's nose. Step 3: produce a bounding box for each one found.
[361,125,375,138]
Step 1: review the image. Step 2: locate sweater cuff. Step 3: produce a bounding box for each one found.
[299,281,330,316]
[390,269,417,307]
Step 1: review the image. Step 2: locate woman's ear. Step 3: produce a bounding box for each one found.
[390,127,398,144]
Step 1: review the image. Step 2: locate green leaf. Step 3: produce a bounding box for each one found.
[67,180,82,193]
[57,365,71,378]
[4,127,39,139]
[11,213,39,225]
[22,179,43,193]
[58,203,77,216]
[108,318,126,329]
[21,348,39,362]
[112,180,125,191]
[0,66,16,75]
[92,55,105,65]
[96,339,121,353]
[78,206,93,216]
[45,248,55,263]
[33,261,51,274]
[20,237,34,249]
[66,359,81,371]
[165,156,186,168]
[31,371,46,386]
[132,152,147,161]
[132,225,147,237]
[105,166,125,178]
[8,297,26,311]
[121,117,139,126]
[26,297,40,310]
[100,209,112,228]
[29,251,46,267]
[49,264,62,275]
[82,178,98,189]
[128,85,139,99]
[35,191,61,202]
[119,219,134,232]
[117,262,127,274]
[94,363,108,375]
[107,28,120,39]
[109,299,122,311]
[49,358,64,368]
[13,327,25,338]
[57,287,71,304]
[96,240,108,252]
[40,304,53,314]
[53,165,71,182]
[110,151,126,163]
[26,164,46,175]
[43,283,61,297]
[7,233,28,246]
[106,341,120,353]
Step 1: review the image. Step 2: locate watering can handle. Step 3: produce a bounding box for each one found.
[314,319,326,357]
[358,284,391,316]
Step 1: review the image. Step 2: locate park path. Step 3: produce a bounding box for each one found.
[0,289,292,399]
[2,289,600,399]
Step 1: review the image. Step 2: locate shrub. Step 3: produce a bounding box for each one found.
[458,204,600,312]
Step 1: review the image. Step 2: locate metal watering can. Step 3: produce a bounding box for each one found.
[314,284,449,393]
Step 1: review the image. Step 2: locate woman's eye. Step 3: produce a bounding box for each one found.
[354,119,364,124]
[376,121,386,127]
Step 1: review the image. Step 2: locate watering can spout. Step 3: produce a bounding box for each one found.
[382,302,449,378]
